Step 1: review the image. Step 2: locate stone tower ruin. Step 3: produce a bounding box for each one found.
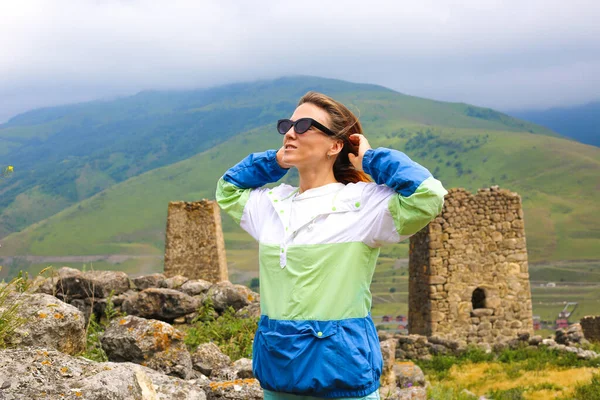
[164,200,228,283]
[409,186,533,345]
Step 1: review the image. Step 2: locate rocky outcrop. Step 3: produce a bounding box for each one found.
[0,347,208,400]
[34,268,259,325]
[101,315,193,379]
[7,293,86,355]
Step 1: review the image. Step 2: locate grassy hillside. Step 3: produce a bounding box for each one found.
[1,105,598,280]
[0,76,558,238]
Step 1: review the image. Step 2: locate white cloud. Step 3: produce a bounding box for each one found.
[0,0,599,121]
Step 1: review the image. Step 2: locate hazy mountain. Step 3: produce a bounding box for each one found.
[509,101,600,147]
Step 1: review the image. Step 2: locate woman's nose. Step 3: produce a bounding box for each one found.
[284,127,297,139]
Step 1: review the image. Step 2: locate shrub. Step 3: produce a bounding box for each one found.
[0,276,26,348]
[80,290,124,362]
[184,299,258,361]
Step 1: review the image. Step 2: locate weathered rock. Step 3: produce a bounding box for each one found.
[202,378,263,400]
[181,279,213,296]
[380,386,427,400]
[7,293,86,355]
[207,282,250,312]
[122,288,200,321]
[191,342,231,377]
[0,347,207,400]
[394,361,426,388]
[528,335,543,346]
[232,358,253,379]
[101,315,193,379]
[132,273,166,291]
[471,308,494,317]
[56,270,130,299]
[235,303,261,319]
[162,275,189,289]
[233,284,260,303]
[380,339,397,391]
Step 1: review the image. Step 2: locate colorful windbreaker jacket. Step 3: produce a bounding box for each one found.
[216,147,447,398]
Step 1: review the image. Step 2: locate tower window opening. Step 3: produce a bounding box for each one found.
[472,288,486,309]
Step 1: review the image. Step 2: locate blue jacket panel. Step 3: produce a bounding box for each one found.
[252,315,383,398]
[223,149,288,188]
[363,147,432,197]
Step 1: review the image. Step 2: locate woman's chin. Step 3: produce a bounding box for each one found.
[282,156,298,166]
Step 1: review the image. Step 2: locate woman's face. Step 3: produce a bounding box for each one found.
[281,103,341,168]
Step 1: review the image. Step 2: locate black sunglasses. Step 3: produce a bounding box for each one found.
[277,118,336,137]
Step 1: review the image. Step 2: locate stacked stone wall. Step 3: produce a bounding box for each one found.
[409,186,533,345]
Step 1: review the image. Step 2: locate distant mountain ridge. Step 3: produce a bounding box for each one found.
[0,76,556,238]
[509,101,600,147]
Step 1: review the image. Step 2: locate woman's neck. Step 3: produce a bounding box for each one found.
[297,166,339,194]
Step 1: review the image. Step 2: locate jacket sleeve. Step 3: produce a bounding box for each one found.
[215,149,288,240]
[360,147,447,247]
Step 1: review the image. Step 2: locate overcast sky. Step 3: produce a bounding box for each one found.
[1,0,599,123]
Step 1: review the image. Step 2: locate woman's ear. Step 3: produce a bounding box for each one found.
[329,139,344,156]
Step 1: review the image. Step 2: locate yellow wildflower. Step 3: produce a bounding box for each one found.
[7,166,13,172]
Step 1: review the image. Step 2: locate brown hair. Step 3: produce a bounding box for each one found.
[298,91,371,184]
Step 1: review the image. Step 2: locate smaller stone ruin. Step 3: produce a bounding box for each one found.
[164,200,228,283]
[409,186,533,346]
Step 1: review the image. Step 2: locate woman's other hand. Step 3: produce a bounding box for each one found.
[276,146,292,169]
[348,134,371,172]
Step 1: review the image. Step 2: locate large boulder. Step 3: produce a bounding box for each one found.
[101,315,193,379]
[55,270,130,300]
[7,293,86,355]
[121,288,200,321]
[0,347,207,400]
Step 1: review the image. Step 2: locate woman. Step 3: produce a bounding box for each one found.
[216,92,447,399]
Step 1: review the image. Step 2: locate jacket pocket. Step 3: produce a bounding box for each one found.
[254,318,375,395]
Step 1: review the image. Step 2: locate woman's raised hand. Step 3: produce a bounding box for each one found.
[348,134,371,172]
[276,146,292,169]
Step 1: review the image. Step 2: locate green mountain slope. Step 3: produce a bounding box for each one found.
[1,102,598,280]
[0,76,558,238]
